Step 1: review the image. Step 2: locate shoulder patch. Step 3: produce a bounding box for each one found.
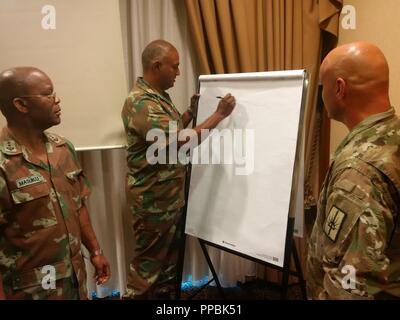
[2,140,21,155]
[45,132,65,145]
[323,206,347,242]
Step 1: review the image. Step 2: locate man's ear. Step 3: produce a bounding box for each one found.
[152,61,162,72]
[336,78,346,99]
[12,98,29,113]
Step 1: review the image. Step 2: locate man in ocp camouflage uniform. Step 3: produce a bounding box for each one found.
[307,42,400,299]
[121,40,235,299]
[0,67,111,299]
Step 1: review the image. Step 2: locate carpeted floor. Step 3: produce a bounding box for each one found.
[181,279,305,300]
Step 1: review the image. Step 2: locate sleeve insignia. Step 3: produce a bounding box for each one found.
[323,206,347,242]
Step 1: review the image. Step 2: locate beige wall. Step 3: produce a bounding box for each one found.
[0,0,128,149]
[331,0,400,154]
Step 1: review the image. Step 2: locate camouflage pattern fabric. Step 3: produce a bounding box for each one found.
[124,208,183,299]
[307,108,400,299]
[0,127,91,299]
[121,78,186,299]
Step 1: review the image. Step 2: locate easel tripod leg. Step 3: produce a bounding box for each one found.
[199,239,226,299]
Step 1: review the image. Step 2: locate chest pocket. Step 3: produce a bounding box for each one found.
[10,182,58,235]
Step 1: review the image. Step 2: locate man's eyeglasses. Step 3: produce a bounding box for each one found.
[18,92,57,102]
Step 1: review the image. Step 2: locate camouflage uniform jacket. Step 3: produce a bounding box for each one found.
[307,108,400,299]
[0,127,90,299]
[121,77,186,214]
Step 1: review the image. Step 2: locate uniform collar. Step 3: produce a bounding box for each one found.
[136,77,177,109]
[0,127,66,156]
[44,132,66,147]
[332,107,396,162]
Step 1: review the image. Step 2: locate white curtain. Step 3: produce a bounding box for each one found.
[81,0,257,298]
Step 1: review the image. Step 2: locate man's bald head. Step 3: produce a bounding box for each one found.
[320,42,391,128]
[0,67,50,118]
[142,40,177,72]
[321,41,389,96]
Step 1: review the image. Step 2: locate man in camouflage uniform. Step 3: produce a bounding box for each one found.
[121,40,235,299]
[0,67,111,299]
[307,42,400,299]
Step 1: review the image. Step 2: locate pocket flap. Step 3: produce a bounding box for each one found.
[66,169,83,181]
[335,179,366,200]
[11,182,50,204]
[12,260,73,290]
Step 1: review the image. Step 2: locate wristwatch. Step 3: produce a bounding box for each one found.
[90,248,104,258]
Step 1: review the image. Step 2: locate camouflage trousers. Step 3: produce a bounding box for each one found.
[124,208,183,299]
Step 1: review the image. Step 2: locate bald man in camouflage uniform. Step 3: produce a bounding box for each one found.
[0,67,110,299]
[122,40,235,299]
[307,42,400,299]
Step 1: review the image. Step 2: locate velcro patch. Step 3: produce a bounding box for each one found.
[323,206,347,242]
[16,175,45,188]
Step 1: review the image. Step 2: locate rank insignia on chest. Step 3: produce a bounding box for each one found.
[323,206,347,242]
